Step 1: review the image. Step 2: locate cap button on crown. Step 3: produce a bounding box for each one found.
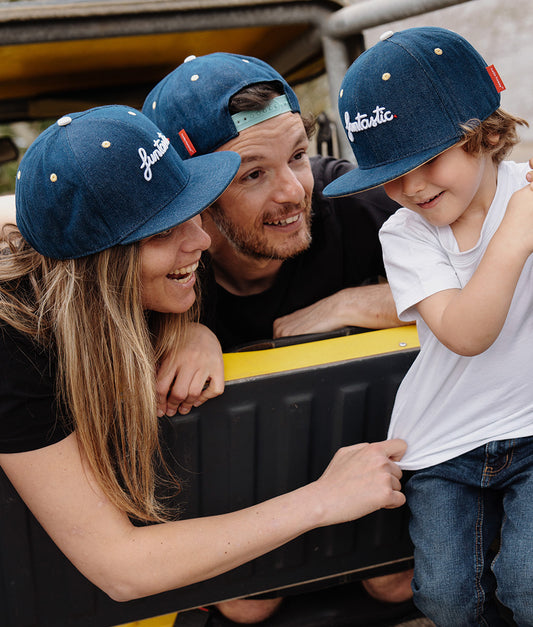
[57,116,72,127]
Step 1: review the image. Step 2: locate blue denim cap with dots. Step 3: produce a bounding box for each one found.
[142,52,300,160]
[323,26,503,197]
[15,105,240,259]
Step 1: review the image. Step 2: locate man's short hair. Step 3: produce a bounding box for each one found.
[229,83,316,141]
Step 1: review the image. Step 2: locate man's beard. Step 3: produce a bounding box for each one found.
[209,199,313,261]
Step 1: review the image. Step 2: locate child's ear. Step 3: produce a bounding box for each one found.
[487,133,500,146]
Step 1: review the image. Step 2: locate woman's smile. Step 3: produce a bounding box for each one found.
[140,217,211,313]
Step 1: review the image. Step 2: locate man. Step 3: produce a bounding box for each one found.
[143,53,413,623]
[143,53,407,351]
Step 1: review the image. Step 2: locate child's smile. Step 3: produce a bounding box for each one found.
[383,145,498,230]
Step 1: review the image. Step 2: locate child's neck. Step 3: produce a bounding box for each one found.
[451,159,499,252]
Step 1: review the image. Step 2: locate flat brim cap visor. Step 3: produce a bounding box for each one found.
[323,141,460,197]
[323,27,501,197]
[143,52,300,159]
[120,150,240,245]
[15,106,240,259]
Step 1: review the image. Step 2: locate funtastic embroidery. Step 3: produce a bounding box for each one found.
[139,133,170,181]
[344,106,395,141]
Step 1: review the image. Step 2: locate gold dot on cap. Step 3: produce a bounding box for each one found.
[382,72,391,81]
[434,48,443,55]
[191,74,199,82]
[101,140,111,148]
[50,173,58,182]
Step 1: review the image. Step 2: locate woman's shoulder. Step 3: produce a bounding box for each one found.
[0,322,71,454]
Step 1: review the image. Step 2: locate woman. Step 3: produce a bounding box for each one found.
[0,105,406,603]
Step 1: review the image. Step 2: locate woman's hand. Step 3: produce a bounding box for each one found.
[156,323,224,416]
[308,439,407,526]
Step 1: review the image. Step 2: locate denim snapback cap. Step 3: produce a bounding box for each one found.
[15,105,240,259]
[143,52,300,159]
[323,27,504,197]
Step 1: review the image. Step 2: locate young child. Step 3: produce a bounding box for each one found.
[323,27,533,626]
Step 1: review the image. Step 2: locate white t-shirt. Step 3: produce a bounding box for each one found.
[380,161,533,470]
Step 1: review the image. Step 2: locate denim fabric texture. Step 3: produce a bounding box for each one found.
[323,27,502,197]
[15,105,240,259]
[143,52,300,160]
[406,436,533,626]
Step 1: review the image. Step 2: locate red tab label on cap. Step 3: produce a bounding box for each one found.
[486,65,505,93]
[179,129,197,156]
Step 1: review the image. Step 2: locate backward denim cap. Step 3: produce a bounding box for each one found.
[143,52,300,160]
[323,26,503,197]
[15,105,240,259]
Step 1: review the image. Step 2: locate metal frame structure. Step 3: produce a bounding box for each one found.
[0,0,477,158]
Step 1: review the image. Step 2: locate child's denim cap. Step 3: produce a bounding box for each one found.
[15,105,240,260]
[323,26,503,197]
[142,52,301,160]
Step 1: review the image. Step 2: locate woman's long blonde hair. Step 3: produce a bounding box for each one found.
[0,225,192,522]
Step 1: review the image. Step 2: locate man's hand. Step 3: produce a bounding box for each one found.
[273,284,407,338]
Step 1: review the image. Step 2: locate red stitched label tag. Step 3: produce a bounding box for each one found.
[486,65,505,93]
[179,129,197,156]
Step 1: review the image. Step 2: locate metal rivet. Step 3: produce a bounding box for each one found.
[57,116,72,127]
[339,88,344,98]
[17,170,21,180]
[101,140,111,148]
[380,30,394,41]
[382,72,391,81]
[434,48,443,55]
[241,59,250,63]
[399,342,407,347]
[50,173,58,182]
[152,101,157,110]
[128,111,136,116]
[191,74,199,82]
[184,55,196,63]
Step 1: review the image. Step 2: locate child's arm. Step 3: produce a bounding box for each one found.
[417,175,533,356]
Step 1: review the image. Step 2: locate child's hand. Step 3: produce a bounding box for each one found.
[526,157,533,189]
[156,323,224,417]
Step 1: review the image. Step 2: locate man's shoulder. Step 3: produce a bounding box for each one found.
[310,155,354,194]
[310,155,399,226]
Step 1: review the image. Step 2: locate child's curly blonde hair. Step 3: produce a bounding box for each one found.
[461,109,529,164]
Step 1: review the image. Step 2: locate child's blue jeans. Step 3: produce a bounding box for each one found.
[405,436,533,626]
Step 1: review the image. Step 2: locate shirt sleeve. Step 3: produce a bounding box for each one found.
[379,209,462,321]
[0,324,72,453]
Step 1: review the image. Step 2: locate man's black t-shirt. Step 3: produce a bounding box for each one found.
[201,156,399,350]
